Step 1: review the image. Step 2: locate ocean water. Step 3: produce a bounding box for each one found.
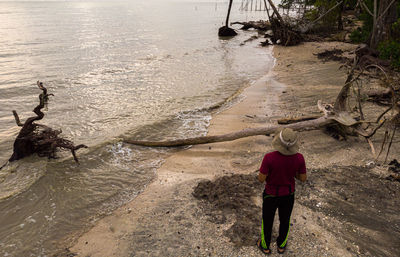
[0,0,274,256]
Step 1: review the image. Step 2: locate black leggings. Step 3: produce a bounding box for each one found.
[260,191,294,249]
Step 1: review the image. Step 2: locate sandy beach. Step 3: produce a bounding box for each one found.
[66,41,400,257]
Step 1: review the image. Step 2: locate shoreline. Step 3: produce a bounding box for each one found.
[66,41,400,257]
[68,51,280,257]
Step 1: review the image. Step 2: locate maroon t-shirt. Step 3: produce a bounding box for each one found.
[260,151,306,196]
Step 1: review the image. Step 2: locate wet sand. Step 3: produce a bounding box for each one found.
[66,42,400,257]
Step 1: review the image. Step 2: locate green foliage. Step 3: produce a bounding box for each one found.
[350,1,400,44]
[392,18,400,41]
[304,0,339,30]
[279,0,296,9]
[378,40,400,69]
[344,0,358,9]
[349,0,373,43]
[349,27,369,43]
[314,0,339,26]
[279,0,316,10]
[305,8,319,21]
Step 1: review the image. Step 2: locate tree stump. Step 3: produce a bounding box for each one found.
[218,26,238,37]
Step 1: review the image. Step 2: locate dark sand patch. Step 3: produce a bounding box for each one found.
[192,174,264,247]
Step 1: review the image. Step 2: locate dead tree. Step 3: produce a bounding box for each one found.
[219,0,238,37]
[266,0,303,46]
[1,81,87,170]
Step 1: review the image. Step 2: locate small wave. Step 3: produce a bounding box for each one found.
[0,159,47,201]
[123,91,247,145]
[0,53,24,58]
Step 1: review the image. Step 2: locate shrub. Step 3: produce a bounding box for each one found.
[392,18,400,41]
[378,40,400,69]
[349,0,373,43]
[350,27,369,43]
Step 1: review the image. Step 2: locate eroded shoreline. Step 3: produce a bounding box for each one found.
[67,42,400,257]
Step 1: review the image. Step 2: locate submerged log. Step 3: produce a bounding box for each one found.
[2,81,87,169]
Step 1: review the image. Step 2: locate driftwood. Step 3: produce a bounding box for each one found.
[1,81,87,169]
[124,116,335,147]
[231,21,271,31]
[123,101,359,147]
[269,17,303,46]
[277,115,322,124]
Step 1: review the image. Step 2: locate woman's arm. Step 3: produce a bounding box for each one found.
[258,172,267,183]
[295,173,307,182]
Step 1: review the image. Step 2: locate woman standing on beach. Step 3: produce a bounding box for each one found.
[257,128,307,254]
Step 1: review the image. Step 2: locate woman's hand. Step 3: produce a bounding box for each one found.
[258,172,267,183]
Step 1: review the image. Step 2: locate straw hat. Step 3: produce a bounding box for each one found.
[272,128,299,155]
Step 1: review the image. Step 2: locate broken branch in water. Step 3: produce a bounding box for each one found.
[1,81,87,170]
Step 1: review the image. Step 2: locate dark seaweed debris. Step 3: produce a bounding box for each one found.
[192,174,264,246]
[316,48,350,63]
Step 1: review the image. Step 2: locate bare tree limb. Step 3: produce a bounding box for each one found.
[356,80,365,120]
[308,1,344,26]
[385,126,396,163]
[377,0,397,22]
[355,119,386,138]
[12,110,24,127]
[376,130,388,160]
[359,0,374,16]
[266,0,284,24]
[376,106,393,123]
[367,138,376,157]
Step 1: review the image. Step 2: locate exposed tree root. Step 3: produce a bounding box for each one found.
[1,81,87,170]
[269,17,303,46]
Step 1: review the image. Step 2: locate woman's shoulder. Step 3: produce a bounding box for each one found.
[294,152,305,161]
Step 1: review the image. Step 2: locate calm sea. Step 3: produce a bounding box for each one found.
[0,0,274,255]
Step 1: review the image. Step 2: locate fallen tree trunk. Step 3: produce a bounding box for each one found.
[124,116,335,147]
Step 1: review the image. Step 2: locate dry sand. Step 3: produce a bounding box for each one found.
[66,42,400,257]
